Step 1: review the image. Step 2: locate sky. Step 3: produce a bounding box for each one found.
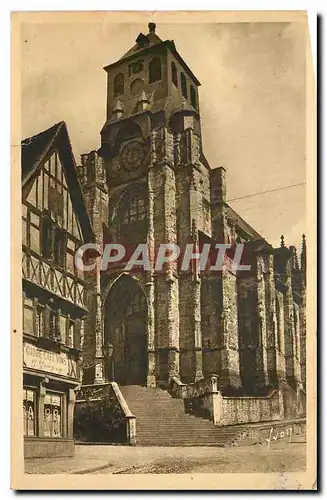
[20,18,307,250]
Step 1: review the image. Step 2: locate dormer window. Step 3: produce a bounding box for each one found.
[171,62,178,87]
[190,85,197,109]
[136,33,149,49]
[181,72,187,99]
[149,57,161,84]
[114,73,124,97]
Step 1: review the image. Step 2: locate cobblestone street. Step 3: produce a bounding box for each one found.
[24,439,306,475]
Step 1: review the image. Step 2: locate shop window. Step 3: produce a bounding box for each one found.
[23,388,36,436]
[114,73,124,97]
[149,58,161,84]
[23,297,35,336]
[181,72,187,99]
[44,392,62,438]
[190,85,197,109]
[171,62,178,86]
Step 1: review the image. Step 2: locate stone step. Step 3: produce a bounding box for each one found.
[120,385,305,447]
[120,385,233,446]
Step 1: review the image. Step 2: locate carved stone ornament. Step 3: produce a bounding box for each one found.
[120,140,145,172]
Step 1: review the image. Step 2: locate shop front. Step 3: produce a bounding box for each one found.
[23,341,81,458]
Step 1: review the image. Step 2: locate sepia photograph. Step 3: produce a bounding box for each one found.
[11,10,316,490]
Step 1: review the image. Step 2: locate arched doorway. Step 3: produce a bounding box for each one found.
[104,275,148,386]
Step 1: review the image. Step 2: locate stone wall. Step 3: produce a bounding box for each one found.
[255,256,269,389]
[219,267,241,389]
[191,386,305,427]
[179,276,197,383]
[275,289,287,380]
[200,277,221,376]
[172,375,305,427]
[79,151,109,384]
[217,391,282,426]
[227,419,306,447]
[24,438,75,459]
[237,275,257,392]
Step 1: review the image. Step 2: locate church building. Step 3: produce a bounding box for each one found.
[22,24,306,446]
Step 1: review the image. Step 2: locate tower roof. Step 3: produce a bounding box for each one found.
[104,23,201,86]
[120,23,163,60]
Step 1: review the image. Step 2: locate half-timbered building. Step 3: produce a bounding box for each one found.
[21,121,94,458]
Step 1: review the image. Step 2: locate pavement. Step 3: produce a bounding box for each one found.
[24,438,306,475]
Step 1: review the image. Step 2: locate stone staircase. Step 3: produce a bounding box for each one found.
[119,385,305,447]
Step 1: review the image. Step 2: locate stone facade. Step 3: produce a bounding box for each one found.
[78,24,306,409]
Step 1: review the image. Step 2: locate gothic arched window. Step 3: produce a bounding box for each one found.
[149,58,162,84]
[181,72,187,99]
[171,62,178,86]
[122,194,146,224]
[114,73,124,97]
[190,85,197,109]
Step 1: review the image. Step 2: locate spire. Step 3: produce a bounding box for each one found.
[148,22,156,33]
[280,235,285,248]
[290,245,299,270]
[136,91,150,111]
[112,99,124,120]
[119,23,163,61]
[301,234,306,273]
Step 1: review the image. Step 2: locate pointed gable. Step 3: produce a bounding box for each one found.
[21,121,94,244]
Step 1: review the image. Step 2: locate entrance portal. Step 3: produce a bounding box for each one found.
[104,275,147,386]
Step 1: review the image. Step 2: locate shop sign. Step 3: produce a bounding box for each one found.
[23,342,77,378]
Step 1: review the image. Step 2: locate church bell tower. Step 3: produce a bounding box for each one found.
[99,23,220,387]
